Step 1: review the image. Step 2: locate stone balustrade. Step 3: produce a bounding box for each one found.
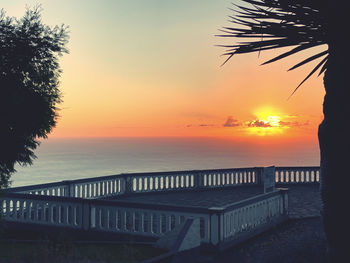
[0,193,84,229]
[208,189,288,249]
[4,176,127,199]
[2,166,319,200]
[0,189,288,248]
[4,167,264,199]
[275,166,320,184]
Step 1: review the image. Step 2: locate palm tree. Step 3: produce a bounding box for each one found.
[218,0,348,261]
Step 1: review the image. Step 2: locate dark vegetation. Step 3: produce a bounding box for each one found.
[0,6,69,189]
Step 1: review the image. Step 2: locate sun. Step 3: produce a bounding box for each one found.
[266,115,281,127]
[246,107,287,136]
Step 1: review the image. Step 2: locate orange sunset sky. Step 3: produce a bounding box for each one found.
[3,0,326,144]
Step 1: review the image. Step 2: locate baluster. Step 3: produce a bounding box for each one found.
[57,204,62,223]
[95,182,99,196]
[98,182,102,196]
[155,177,159,190]
[136,178,140,192]
[33,202,38,222]
[191,174,195,188]
[110,208,117,230]
[108,181,112,194]
[276,171,280,183]
[155,213,161,235]
[160,177,164,190]
[86,184,90,198]
[131,211,136,231]
[145,177,149,191]
[165,214,171,232]
[139,212,144,233]
[74,205,79,226]
[120,210,126,232]
[111,180,115,194]
[145,213,152,234]
[115,180,119,194]
[19,200,24,221]
[76,185,80,198]
[82,185,86,198]
[63,204,69,224]
[104,181,108,196]
[302,171,305,183]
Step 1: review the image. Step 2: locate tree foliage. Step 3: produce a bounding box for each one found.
[0,6,69,189]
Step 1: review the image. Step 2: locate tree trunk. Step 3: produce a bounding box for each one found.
[318,43,350,262]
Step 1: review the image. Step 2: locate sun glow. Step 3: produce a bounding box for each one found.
[247,107,287,136]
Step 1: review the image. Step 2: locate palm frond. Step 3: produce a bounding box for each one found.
[288,55,328,100]
[219,0,329,94]
[288,50,328,71]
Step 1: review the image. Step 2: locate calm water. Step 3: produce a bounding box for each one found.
[12,137,319,187]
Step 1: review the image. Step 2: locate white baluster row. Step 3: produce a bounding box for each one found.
[73,178,125,198]
[131,174,196,193]
[21,186,69,197]
[130,169,259,194]
[275,168,320,184]
[222,192,287,241]
[0,194,210,241]
[89,205,209,240]
[202,170,257,188]
[1,197,82,228]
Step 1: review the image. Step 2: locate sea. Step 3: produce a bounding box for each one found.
[11,137,320,187]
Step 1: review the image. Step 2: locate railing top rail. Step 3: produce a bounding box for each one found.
[218,189,287,212]
[0,192,82,203]
[0,189,287,215]
[64,166,263,183]
[0,192,211,214]
[2,181,69,193]
[275,166,320,170]
[110,166,263,177]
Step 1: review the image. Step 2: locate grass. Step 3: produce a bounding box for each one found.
[0,220,165,263]
[0,240,165,263]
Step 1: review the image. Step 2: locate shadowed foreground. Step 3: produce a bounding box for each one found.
[202,217,327,263]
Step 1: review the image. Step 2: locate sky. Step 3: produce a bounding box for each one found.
[1,0,326,145]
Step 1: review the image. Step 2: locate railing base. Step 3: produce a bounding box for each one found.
[0,221,158,244]
[200,215,289,253]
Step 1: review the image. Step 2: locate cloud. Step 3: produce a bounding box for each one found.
[199,124,214,127]
[186,123,215,128]
[279,120,309,127]
[247,120,271,128]
[223,116,240,127]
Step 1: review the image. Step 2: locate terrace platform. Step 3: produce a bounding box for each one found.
[1,166,322,263]
[110,184,321,219]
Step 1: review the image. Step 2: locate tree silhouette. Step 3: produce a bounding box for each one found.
[0,7,69,189]
[219,0,348,261]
